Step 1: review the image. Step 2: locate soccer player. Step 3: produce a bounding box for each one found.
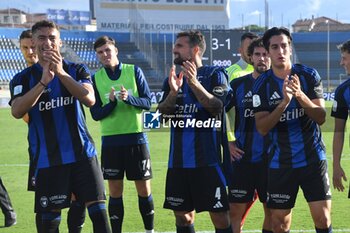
[158,30,232,233]
[226,38,272,233]
[19,29,40,195]
[226,32,258,81]
[90,36,154,233]
[331,39,350,198]
[9,20,111,233]
[252,27,332,233]
[0,177,16,227]
[225,32,259,231]
[19,29,38,125]
[20,29,38,67]
[19,29,86,233]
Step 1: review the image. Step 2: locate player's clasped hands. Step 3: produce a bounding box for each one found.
[119,85,128,101]
[44,44,65,74]
[181,60,198,86]
[168,65,183,94]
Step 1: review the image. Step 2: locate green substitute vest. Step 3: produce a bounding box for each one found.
[95,64,143,136]
[226,59,254,82]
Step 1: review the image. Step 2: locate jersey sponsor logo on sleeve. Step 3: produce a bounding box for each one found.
[13,85,23,95]
[252,94,261,107]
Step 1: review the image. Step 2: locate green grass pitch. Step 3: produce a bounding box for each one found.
[0,102,349,232]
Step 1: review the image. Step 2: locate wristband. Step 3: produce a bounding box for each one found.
[39,80,47,88]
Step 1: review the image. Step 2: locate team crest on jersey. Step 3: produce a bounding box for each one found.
[213,86,224,96]
[252,94,261,107]
[40,196,48,208]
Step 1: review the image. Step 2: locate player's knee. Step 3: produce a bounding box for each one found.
[210,211,231,229]
[229,203,248,219]
[271,219,290,233]
[175,212,194,226]
[314,214,331,229]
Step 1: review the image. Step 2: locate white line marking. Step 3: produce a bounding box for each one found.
[123,230,350,233]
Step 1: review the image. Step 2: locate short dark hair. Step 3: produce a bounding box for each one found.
[240,32,258,43]
[177,30,206,56]
[262,27,292,51]
[32,20,60,35]
[93,36,116,51]
[19,29,33,41]
[247,37,264,57]
[337,40,350,54]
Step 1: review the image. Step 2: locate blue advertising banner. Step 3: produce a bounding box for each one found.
[47,9,90,25]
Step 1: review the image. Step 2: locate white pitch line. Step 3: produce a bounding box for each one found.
[123,230,350,233]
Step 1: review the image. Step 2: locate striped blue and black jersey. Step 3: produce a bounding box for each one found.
[331,78,350,120]
[226,74,267,163]
[252,64,326,169]
[160,65,231,168]
[9,60,97,169]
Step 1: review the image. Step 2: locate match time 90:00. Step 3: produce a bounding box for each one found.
[211,37,232,66]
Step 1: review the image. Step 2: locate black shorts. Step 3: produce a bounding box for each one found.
[163,166,229,213]
[101,144,152,180]
[34,156,106,213]
[27,160,36,191]
[28,147,38,192]
[267,160,332,209]
[228,161,267,203]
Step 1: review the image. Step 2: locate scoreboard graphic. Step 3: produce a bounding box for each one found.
[201,30,259,68]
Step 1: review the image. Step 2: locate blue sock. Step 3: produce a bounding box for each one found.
[67,201,86,233]
[176,224,195,233]
[215,225,232,233]
[316,225,332,233]
[262,229,273,233]
[138,194,154,231]
[41,212,61,233]
[108,196,124,233]
[87,202,111,233]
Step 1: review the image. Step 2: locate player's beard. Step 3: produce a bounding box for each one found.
[174,53,191,65]
[256,64,268,74]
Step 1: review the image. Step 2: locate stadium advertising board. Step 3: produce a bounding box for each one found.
[47,9,91,25]
[95,0,229,33]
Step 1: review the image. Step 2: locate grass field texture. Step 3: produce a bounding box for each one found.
[0,102,349,232]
